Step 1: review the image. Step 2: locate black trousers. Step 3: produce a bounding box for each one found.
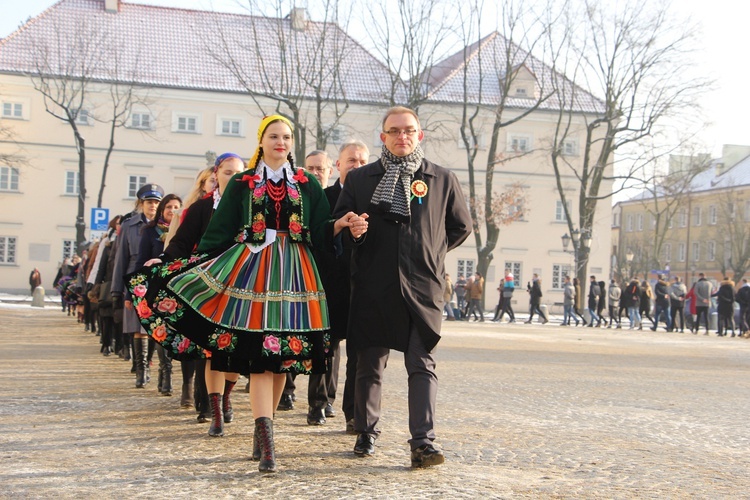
[307,338,341,409]
[354,323,436,450]
[670,301,685,331]
[695,306,709,332]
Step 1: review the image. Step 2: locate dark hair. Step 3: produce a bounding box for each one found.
[145,194,182,229]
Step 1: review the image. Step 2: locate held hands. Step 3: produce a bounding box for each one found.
[334,212,369,239]
[144,258,163,267]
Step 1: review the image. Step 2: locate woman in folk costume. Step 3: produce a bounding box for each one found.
[129,115,367,473]
[136,155,244,427]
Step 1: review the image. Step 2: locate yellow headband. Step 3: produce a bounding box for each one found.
[249,115,294,170]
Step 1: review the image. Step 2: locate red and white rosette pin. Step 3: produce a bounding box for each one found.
[410,180,428,204]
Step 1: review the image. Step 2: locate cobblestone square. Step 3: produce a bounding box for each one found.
[2,305,749,498]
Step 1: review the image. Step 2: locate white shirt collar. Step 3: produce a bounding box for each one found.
[260,159,293,183]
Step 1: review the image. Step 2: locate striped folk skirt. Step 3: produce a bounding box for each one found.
[127,234,331,375]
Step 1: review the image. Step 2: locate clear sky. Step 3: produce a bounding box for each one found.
[2,0,749,157]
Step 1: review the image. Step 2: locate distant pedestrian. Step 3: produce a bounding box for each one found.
[694,273,712,335]
[669,276,687,333]
[588,276,601,327]
[714,277,736,336]
[607,279,621,328]
[29,268,42,295]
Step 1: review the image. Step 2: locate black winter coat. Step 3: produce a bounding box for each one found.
[333,158,471,352]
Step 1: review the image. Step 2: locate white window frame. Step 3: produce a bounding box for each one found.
[692,206,701,226]
[507,133,532,153]
[708,205,717,225]
[62,239,76,261]
[707,241,716,261]
[678,208,688,228]
[458,133,486,150]
[625,214,633,232]
[0,236,17,264]
[692,242,700,262]
[664,243,671,263]
[0,166,19,191]
[173,113,200,134]
[328,125,346,145]
[636,214,644,231]
[129,112,153,130]
[74,109,91,126]
[457,259,475,279]
[552,263,572,290]
[505,261,522,287]
[562,138,578,156]
[555,200,571,222]
[64,171,80,196]
[1,101,24,120]
[127,175,148,199]
[216,116,244,137]
[678,243,686,262]
[612,212,620,228]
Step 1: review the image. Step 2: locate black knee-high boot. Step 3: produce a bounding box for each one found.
[208,393,224,437]
[180,359,195,408]
[134,337,149,388]
[255,417,276,473]
[223,379,236,423]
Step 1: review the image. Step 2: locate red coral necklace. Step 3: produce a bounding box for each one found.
[265,179,286,230]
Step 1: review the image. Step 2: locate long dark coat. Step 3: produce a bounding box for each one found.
[314,182,351,340]
[333,158,471,352]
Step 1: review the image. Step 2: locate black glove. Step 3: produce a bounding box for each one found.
[111,293,122,309]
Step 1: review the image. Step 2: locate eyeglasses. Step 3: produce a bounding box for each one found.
[306,166,330,173]
[383,128,418,138]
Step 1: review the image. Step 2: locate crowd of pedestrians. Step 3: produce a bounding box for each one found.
[443,271,750,338]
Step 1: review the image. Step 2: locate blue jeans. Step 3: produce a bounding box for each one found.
[628,307,641,327]
[563,304,574,325]
[652,304,671,330]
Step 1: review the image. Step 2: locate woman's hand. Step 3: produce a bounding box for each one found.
[124,299,133,310]
[334,212,369,239]
[144,258,162,267]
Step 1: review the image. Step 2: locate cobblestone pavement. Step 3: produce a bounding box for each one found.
[2,305,750,499]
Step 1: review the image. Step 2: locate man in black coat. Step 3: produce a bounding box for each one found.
[306,141,370,429]
[334,106,471,467]
[588,275,601,327]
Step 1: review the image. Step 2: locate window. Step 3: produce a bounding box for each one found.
[505,261,522,287]
[329,126,345,145]
[2,102,23,119]
[612,212,620,228]
[220,119,241,136]
[745,201,750,222]
[692,206,701,226]
[728,202,737,221]
[707,241,716,261]
[708,205,717,225]
[64,171,79,195]
[636,214,643,231]
[458,133,485,150]
[0,166,19,191]
[130,112,152,130]
[128,175,147,198]
[176,116,197,133]
[678,243,686,262]
[508,134,531,153]
[650,214,656,230]
[515,87,527,97]
[509,197,525,221]
[692,242,700,262]
[562,139,577,156]
[62,239,76,260]
[626,214,633,232]
[0,236,17,264]
[457,259,475,278]
[74,109,90,126]
[552,264,572,290]
[667,216,673,229]
[555,200,571,222]
[664,243,671,263]
[678,208,688,228]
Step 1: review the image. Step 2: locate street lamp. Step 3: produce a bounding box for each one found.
[625,249,634,280]
[561,229,586,280]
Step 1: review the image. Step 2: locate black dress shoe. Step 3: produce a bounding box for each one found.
[353,433,375,456]
[410,444,445,467]
[324,402,335,418]
[307,406,326,425]
[277,394,294,411]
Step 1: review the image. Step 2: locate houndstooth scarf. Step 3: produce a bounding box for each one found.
[370,144,424,222]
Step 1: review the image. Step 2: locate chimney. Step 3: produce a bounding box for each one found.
[290,8,307,31]
[104,0,120,13]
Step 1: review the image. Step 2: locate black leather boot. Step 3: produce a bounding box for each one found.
[223,379,236,423]
[134,338,147,388]
[255,417,276,473]
[181,379,194,408]
[208,393,224,437]
[251,425,261,461]
[161,351,173,396]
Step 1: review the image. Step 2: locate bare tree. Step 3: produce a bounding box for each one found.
[0,123,27,171]
[28,16,109,249]
[204,0,357,160]
[454,0,555,297]
[548,0,711,287]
